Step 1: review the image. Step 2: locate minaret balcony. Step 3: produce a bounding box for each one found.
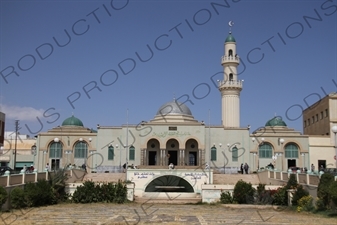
[221,55,240,64]
[218,80,243,90]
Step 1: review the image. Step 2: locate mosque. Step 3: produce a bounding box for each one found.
[2,28,336,198]
[34,29,321,177]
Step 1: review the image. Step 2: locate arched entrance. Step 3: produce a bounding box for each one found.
[185,139,199,166]
[166,139,179,166]
[145,175,194,192]
[147,139,160,165]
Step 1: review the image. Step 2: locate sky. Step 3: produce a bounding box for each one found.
[0,0,336,136]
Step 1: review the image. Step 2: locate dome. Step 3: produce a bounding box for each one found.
[62,115,84,127]
[225,32,236,43]
[156,100,192,116]
[265,116,287,127]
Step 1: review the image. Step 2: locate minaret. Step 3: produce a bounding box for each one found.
[219,22,243,128]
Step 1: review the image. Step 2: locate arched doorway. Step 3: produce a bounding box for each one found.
[147,139,160,165]
[145,175,194,192]
[185,139,199,166]
[166,139,179,166]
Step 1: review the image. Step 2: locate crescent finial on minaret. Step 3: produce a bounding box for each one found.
[228,21,234,33]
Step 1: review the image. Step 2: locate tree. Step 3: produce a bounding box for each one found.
[233,180,255,204]
[317,173,334,207]
[0,186,8,207]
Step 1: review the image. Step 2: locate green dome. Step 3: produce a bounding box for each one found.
[62,115,84,127]
[225,32,236,43]
[265,116,287,127]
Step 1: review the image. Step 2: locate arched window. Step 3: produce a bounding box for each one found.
[74,142,88,158]
[229,73,233,81]
[211,146,217,161]
[49,142,62,158]
[259,143,272,158]
[129,145,135,161]
[285,144,298,158]
[108,146,114,160]
[229,49,233,56]
[232,146,238,162]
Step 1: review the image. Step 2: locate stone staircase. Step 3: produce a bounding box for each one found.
[83,172,126,183]
[135,192,202,204]
[213,174,260,185]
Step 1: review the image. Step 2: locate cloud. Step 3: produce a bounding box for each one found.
[1,104,44,121]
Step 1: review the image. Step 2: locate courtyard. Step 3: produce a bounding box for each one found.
[1,203,336,225]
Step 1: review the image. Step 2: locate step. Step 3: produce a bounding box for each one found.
[135,198,202,204]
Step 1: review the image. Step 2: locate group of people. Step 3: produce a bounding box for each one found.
[240,163,249,174]
[122,163,138,172]
[24,165,35,173]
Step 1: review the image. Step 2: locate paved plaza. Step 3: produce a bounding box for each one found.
[1,203,336,225]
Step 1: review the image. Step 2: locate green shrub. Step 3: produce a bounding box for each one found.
[114,180,127,204]
[72,180,127,204]
[286,174,298,189]
[317,173,334,207]
[0,186,8,207]
[254,183,273,205]
[315,197,326,211]
[233,180,255,204]
[49,169,69,202]
[291,185,309,206]
[329,181,337,206]
[297,195,313,212]
[272,187,287,206]
[220,191,234,204]
[256,183,266,195]
[72,180,98,203]
[10,187,26,209]
[24,180,55,207]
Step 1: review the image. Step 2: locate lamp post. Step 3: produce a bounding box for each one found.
[218,143,226,174]
[43,150,47,171]
[116,144,121,172]
[65,150,72,168]
[331,125,337,169]
[279,138,285,171]
[252,137,264,170]
[89,150,96,173]
[31,144,37,171]
[54,138,59,171]
[272,154,277,170]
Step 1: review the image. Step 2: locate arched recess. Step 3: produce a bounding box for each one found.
[229,49,233,56]
[185,139,199,166]
[166,139,179,166]
[49,141,63,171]
[229,73,233,81]
[147,139,160,165]
[145,175,194,192]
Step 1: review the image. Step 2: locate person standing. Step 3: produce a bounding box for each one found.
[240,163,244,174]
[244,163,249,174]
[82,163,87,172]
[45,163,50,171]
[311,164,315,172]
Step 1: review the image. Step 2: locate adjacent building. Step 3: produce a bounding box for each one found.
[1,132,36,168]
[303,93,337,169]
